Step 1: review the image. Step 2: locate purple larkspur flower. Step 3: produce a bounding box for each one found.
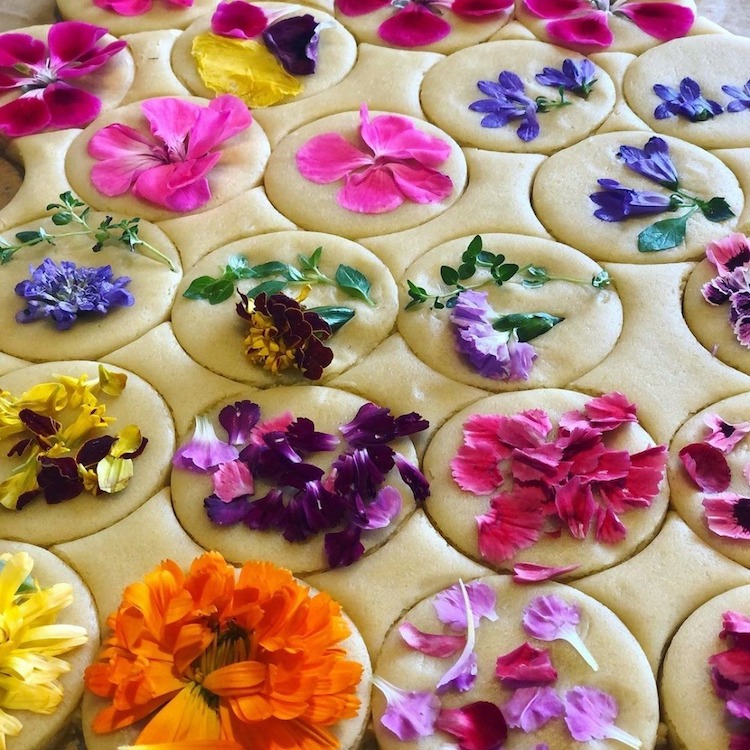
[535,58,597,99]
[451,289,537,381]
[469,71,540,142]
[262,15,323,76]
[589,178,673,222]
[617,136,680,190]
[722,80,750,113]
[14,258,133,330]
[653,77,723,122]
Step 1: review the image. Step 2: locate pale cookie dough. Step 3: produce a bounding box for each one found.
[172,3,357,104]
[669,392,750,568]
[264,110,467,240]
[423,389,669,577]
[0,214,181,362]
[623,35,750,150]
[66,96,270,223]
[1,540,99,750]
[397,234,622,392]
[515,0,698,56]
[532,131,743,263]
[661,584,750,750]
[170,385,421,575]
[420,40,616,154]
[0,361,175,546]
[373,578,659,750]
[171,231,398,386]
[0,156,22,211]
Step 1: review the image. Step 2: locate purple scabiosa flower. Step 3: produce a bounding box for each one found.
[616,136,679,190]
[653,77,723,122]
[469,71,540,142]
[14,258,133,331]
[722,80,750,112]
[589,178,673,222]
[535,58,598,99]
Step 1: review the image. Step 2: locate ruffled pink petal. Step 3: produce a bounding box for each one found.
[385,161,453,205]
[437,581,478,693]
[338,165,405,214]
[722,611,750,649]
[461,413,508,451]
[584,392,638,430]
[495,643,557,688]
[434,580,498,630]
[133,155,220,212]
[679,442,731,493]
[335,0,390,16]
[296,133,372,184]
[704,413,750,453]
[0,95,51,137]
[512,562,580,583]
[378,5,452,48]
[511,442,565,484]
[399,621,466,658]
[93,0,154,15]
[451,442,504,495]
[42,82,102,129]
[435,702,508,750]
[373,677,440,741]
[545,11,614,49]
[703,494,750,540]
[594,505,627,544]
[188,95,253,157]
[452,0,513,18]
[503,687,564,732]
[89,123,159,195]
[497,410,552,449]
[142,97,200,155]
[555,477,596,540]
[249,412,294,446]
[617,1,695,41]
[47,21,126,78]
[0,33,46,68]
[211,0,268,38]
[706,233,750,276]
[522,0,589,19]
[212,459,254,502]
[208,95,253,138]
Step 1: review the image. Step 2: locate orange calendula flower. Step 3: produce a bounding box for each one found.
[84,552,363,750]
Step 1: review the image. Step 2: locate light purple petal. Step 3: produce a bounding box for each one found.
[373,676,440,741]
[503,687,564,732]
[564,686,641,748]
[437,581,478,693]
[359,485,402,530]
[434,580,498,630]
[398,621,465,658]
[173,414,239,472]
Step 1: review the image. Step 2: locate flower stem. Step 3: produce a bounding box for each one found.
[606,725,643,749]
[563,629,599,671]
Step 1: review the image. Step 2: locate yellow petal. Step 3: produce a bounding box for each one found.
[99,365,128,397]
[18,382,68,414]
[0,553,34,611]
[0,457,40,511]
[192,32,302,108]
[111,425,143,458]
[97,456,134,494]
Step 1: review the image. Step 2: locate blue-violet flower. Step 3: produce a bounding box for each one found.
[616,136,680,190]
[469,71,540,142]
[590,178,673,222]
[653,77,723,122]
[535,58,597,99]
[722,79,750,112]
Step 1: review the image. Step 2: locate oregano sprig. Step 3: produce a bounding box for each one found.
[0,192,176,271]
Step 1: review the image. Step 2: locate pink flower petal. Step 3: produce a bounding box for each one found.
[545,11,614,49]
[89,124,159,196]
[43,82,102,129]
[594,505,627,544]
[173,414,239,472]
[185,98,253,159]
[679,442,731,493]
[461,413,508,451]
[583,392,638,430]
[503,686,564,732]
[0,95,51,138]
[710,647,750,685]
[373,676,440,741]
[211,0,268,38]
[435,702,508,750]
[378,5,452,48]
[703,493,750,540]
[722,611,750,646]
[511,562,581,583]
[335,0,390,16]
[249,412,295,446]
[399,621,466,658]
[437,581,478,693]
[296,133,373,184]
[133,157,219,212]
[434,580,498,630]
[497,410,553,449]
[338,165,405,214]
[385,161,454,205]
[706,233,750,276]
[555,477,596,540]
[93,0,154,15]
[47,21,126,78]
[207,94,254,141]
[522,0,589,19]
[511,442,565,484]
[704,413,750,454]
[452,0,513,18]
[212,459,254,502]
[0,33,46,68]
[451,441,504,495]
[564,686,641,747]
[495,643,557,688]
[360,485,402,529]
[142,97,202,154]
[617,1,695,41]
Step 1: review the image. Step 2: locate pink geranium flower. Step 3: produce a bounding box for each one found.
[295,104,454,214]
[336,0,512,48]
[521,0,695,50]
[93,0,193,17]
[0,21,127,138]
[88,95,252,212]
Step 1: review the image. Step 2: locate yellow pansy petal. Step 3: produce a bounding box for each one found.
[192,32,302,108]
[97,456,134,494]
[80,466,99,493]
[111,425,143,458]
[98,365,128,397]
[17,382,67,414]
[0,457,40,511]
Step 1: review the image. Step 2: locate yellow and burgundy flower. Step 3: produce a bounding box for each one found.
[84,552,363,749]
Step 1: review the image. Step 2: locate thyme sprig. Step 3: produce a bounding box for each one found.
[0,192,176,271]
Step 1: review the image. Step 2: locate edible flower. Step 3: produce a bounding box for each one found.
[172,414,239,471]
[535,58,598,98]
[704,413,750,453]
[15,259,133,330]
[678,442,731,493]
[617,137,679,190]
[703,494,750,540]
[495,643,558,688]
[590,178,673,222]
[469,71,540,141]
[373,676,440,740]
[0,551,88,750]
[653,77,723,122]
[93,0,193,15]
[511,562,581,583]
[435,702,508,750]
[436,581,478,693]
[398,621,465,658]
[503,686,564,732]
[522,595,599,671]
[433,579,498,629]
[84,553,363,748]
[335,0,512,48]
[519,0,695,50]
[564,686,642,748]
[88,95,252,212]
[723,79,750,112]
[296,103,453,214]
[0,21,127,137]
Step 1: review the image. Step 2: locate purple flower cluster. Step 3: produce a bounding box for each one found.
[654,77,722,122]
[175,399,429,568]
[536,58,598,99]
[14,258,134,330]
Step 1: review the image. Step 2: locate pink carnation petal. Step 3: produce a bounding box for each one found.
[704,413,750,453]
[452,0,512,17]
[497,410,553,449]
[495,643,557,688]
[385,162,453,205]
[451,441,504,495]
[617,1,695,41]
[437,581,478,693]
[722,610,750,645]
[679,442,731,493]
[0,33,46,68]
[43,82,102,129]
[296,133,372,184]
[554,477,595,540]
[0,95,51,138]
[511,442,565,484]
[461,413,508,451]
[703,493,750,540]
[435,702,508,750]
[335,0,390,16]
[338,165,405,214]
[545,11,614,49]
[93,0,154,15]
[594,505,627,544]
[399,621,466,658]
[564,686,641,747]
[250,412,294,446]
[212,459,254,502]
[582,392,638,430]
[503,687,564,732]
[378,5,452,48]
[512,562,581,583]
[522,0,589,18]
[373,677,440,741]
[706,233,750,276]
[434,580,498,630]
[211,0,269,38]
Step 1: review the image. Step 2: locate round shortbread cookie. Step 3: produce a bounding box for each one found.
[0,156,22,210]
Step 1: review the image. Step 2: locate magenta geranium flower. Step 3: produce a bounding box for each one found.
[336,0,512,48]
[0,21,127,138]
[88,95,252,212]
[93,0,193,17]
[295,104,454,214]
[520,0,695,50]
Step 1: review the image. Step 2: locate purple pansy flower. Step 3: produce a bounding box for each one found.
[722,80,750,112]
[262,15,324,76]
[653,77,723,122]
[589,178,673,222]
[469,71,540,141]
[14,258,133,330]
[535,58,597,99]
[616,136,680,190]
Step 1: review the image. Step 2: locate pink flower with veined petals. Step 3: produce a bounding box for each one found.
[88,95,252,212]
[335,0,512,48]
[521,0,695,51]
[93,0,193,17]
[295,104,454,214]
[0,21,127,138]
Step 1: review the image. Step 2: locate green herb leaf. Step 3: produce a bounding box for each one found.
[463,235,482,261]
[335,264,374,304]
[457,262,474,280]
[207,279,236,305]
[247,280,288,298]
[227,255,255,278]
[700,197,735,223]
[476,250,498,266]
[311,305,355,331]
[492,263,519,283]
[440,265,459,286]
[15,231,43,245]
[51,211,72,226]
[182,275,219,300]
[637,212,691,252]
[299,246,323,271]
[493,312,564,342]
[251,261,296,278]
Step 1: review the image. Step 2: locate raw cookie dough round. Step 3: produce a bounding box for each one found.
[57,0,218,35]
[423,389,669,577]
[661,584,750,750]
[0,361,175,546]
[172,4,357,105]
[623,35,750,150]
[374,577,659,750]
[66,96,270,223]
[264,110,467,240]
[81,567,372,750]
[171,231,398,386]
[420,40,616,154]
[0,214,181,362]
[532,131,743,263]
[0,156,22,210]
[397,234,622,391]
[514,0,697,56]
[170,385,420,575]
[333,6,511,55]
[0,24,134,131]
[669,392,750,568]
[1,540,99,750]
[683,257,750,375]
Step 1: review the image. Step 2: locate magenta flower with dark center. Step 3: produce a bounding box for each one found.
[0,21,127,138]
[703,494,750,540]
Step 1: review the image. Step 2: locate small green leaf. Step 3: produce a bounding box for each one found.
[335,264,374,304]
[457,262,475,280]
[207,279,236,305]
[441,265,459,285]
[287,265,305,281]
[51,211,73,226]
[493,312,564,342]
[492,263,519,283]
[592,270,611,289]
[311,305,355,331]
[637,212,691,252]
[299,246,323,271]
[251,261,295,278]
[462,235,482,261]
[433,299,445,309]
[445,295,459,308]
[182,275,218,300]
[700,197,735,223]
[15,231,43,245]
[227,255,254,278]
[246,280,288,298]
